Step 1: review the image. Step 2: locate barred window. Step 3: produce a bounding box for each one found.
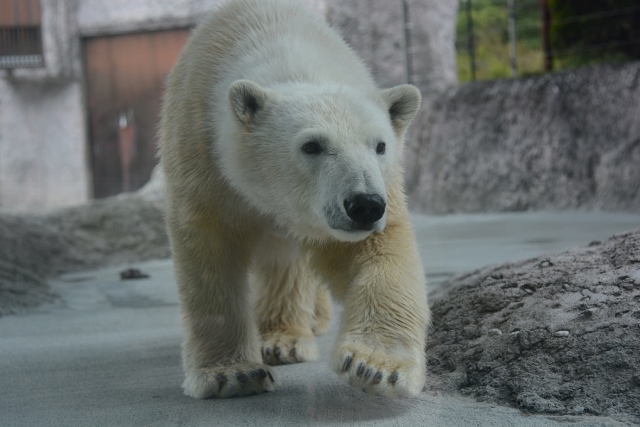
[0,0,43,69]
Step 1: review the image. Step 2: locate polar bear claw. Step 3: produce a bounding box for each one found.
[261,330,318,365]
[183,362,279,399]
[333,341,426,398]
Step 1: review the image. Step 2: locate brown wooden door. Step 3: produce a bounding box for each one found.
[84,29,190,199]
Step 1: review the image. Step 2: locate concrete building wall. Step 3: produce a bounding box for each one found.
[324,0,406,89]
[0,0,89,211]
[324,0,459,95]
[405,0,459,97]
[77,0,326,36]
[0,80,87,209]
[0,0,220,211]
[0,0,458,211]
[77,0,220,35]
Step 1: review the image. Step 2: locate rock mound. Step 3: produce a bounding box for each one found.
[0,173,168,316]
[407,61,640,214]
[427,228,640,422]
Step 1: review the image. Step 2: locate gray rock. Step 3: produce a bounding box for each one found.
[0,251,57,316]
[325,0,406,89]
[407,62,640,214]
[324,0,458,94]
[426,228,640,423]
[403,0,459,97]
[0,174,168,316]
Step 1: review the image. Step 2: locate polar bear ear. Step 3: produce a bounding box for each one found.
[228,80,271,126]
[380,84,422,133]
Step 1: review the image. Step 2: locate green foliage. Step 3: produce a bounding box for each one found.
[456,0,543,82]
[548,0,640,67]
[455,0,640,82]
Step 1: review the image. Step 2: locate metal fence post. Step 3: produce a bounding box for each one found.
[466,0,476,81]
[401,0,413,85]
[540,0,553,72]
[508,0,518,77]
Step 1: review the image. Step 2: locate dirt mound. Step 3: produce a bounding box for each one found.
[427,229,640,422]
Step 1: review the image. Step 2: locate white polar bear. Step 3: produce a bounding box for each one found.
[159,0,430,399]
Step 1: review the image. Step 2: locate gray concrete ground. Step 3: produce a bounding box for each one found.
[1,212,639,426]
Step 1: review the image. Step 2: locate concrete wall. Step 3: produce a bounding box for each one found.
[0,80,87,209]
[77,0,219,35]
[0,0,221,211]
[405,0,459,97]
[0,0,458,211]
[0,0,89,211]
[324,0,459,93]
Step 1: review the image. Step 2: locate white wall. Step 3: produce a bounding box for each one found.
[0,0,89,211]
[0,80,89,210]
[77,0,220,35]
[77,0,327,35]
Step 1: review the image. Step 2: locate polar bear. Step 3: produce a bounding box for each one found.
[159,0,430,399]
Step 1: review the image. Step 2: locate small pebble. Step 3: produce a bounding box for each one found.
[488,328,502,336]
[119,268,150,280]
[553,330,570,337]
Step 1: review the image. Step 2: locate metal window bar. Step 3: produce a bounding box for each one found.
[0,0,44,69]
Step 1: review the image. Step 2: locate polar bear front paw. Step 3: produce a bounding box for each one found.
[332,341,426,398]
[182,362,278,399]
[261,330,318,365]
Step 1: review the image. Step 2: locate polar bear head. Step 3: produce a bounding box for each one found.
[222,80,421,243]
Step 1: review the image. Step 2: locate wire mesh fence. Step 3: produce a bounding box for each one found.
[456,0,640,82]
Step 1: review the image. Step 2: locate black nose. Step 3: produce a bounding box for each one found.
[344,194,386,226]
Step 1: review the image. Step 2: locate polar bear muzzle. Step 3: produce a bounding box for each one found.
[323,191,387,241]
[344,193,386,229]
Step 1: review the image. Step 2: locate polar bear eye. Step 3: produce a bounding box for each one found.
[301,141,323,155]
[376,142,386,155]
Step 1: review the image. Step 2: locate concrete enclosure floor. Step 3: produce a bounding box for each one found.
[1,212,639,426]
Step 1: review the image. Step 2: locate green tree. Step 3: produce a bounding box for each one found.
[456,0,542,82]
[548,0,640,67]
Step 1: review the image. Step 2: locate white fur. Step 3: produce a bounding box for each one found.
[159,0,429,400]
[212,9,399,242]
